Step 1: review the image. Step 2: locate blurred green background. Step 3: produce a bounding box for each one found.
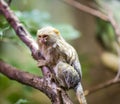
[0,0,120,104]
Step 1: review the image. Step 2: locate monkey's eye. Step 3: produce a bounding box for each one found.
[43,35,48,38]
[38,35,41,38]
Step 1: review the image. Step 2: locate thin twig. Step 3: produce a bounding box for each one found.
[114,43,120,80]
[63,0,120,42]
[63,0,120,43]
[107,11,120,44]
[84,78,120,96]
[63,0,108,21]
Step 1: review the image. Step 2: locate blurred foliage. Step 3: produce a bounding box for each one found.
[96,0,120,23]
[96,19,116,52]
[15,99,28,104]
[15,9,80,40]
[101,52,119,72]
[95,0,120,71]
[95,0,120,53]
[95,0,120,52]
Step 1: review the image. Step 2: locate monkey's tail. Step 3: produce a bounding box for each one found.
[74,82,87,104]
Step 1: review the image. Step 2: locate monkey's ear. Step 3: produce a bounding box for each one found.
[53,29,60,35]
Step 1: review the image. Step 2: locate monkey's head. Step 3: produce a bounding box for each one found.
[37,26,61,46]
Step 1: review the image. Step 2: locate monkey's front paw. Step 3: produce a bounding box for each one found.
[37,60,47,67]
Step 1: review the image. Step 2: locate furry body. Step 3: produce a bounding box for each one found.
[37,26,87,104]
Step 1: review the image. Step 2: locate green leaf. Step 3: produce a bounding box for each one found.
[15,10,51,28]
[15,99,28,104]
[52,24,80,40]
[0,31,3,36]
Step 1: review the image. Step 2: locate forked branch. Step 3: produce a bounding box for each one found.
[0,0,73,103]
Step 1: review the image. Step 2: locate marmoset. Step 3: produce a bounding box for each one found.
[37,26,87,104]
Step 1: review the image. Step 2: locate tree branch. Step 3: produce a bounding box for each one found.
[0,0,73,103]
[0,60,73,104]
[0,61,48,97]
[63,0,120,43]
[0,0,38,59]
[84,78,120,96]
[63,0,108,21]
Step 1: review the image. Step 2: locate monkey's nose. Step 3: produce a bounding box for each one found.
[41,38,47,43]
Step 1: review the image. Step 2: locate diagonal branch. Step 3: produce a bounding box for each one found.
[0,0,38,59]
[63,0,120,43]
[63,0,108,21]
[84,78,120,96]
[0,60,73,104]
[0,61,54,101]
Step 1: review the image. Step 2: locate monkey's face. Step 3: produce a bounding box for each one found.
[37,26,60,46]
[37,34,49,45]
[37,34,58,46]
